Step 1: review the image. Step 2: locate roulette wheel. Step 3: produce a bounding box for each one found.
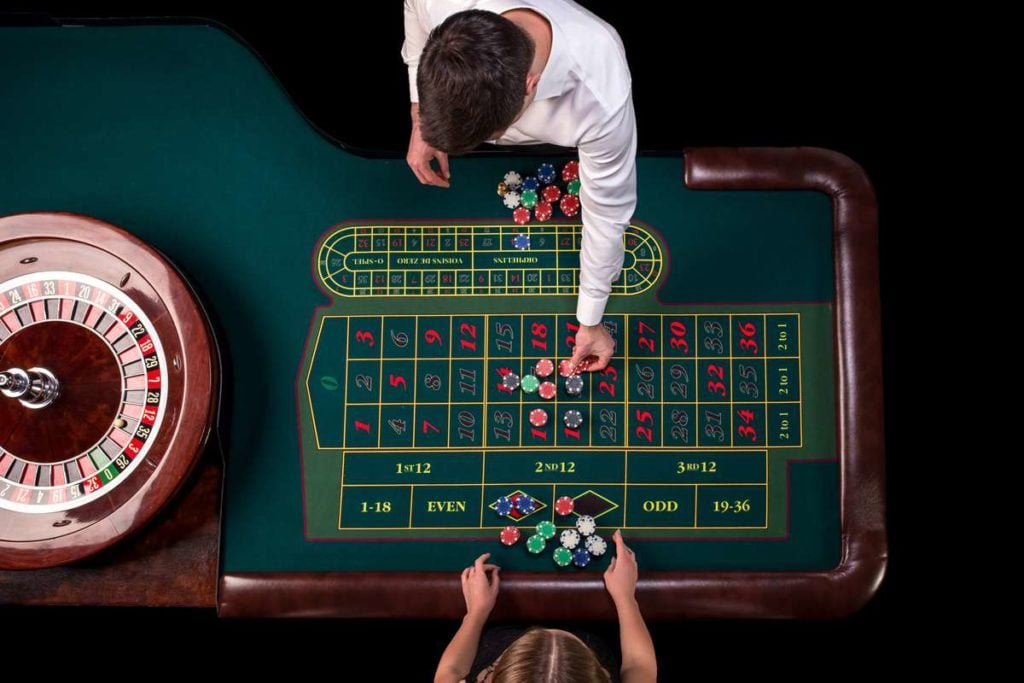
[0,212,218,569]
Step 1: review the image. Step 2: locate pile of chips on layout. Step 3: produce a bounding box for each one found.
[496,160,581,226]
[494,489,608,569]
[491,357,613,567]
[498,361,588,428]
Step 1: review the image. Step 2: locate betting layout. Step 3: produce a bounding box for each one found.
[298,220,805,545]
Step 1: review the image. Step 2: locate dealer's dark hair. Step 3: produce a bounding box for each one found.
[417,10,535,154]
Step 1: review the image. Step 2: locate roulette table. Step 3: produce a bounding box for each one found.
[0,22,885,619]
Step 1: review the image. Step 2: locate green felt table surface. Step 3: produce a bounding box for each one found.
[0,24,838,575]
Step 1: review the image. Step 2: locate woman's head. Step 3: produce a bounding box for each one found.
[490,628,610,682]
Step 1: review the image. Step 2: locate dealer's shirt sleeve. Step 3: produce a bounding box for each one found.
[575,96,638,326]
[401,0,432,102]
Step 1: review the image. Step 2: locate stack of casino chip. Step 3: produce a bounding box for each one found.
[549,500,608,568]
[504,366,559,401]
[529,408,548,427]
[496,161,582,225]
[502,372,521,392]
[558,358,590,377]
[564,374,584,397]
[538,381,557,400]
[496,490,609,569]
[563,409,584,429]
[500,525,521,546]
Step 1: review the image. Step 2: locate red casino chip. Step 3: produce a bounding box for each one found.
[535,201,553,222]
[559,359,589,377]
[538,381,557,399]
[534,358,555,378]
[529,408,548,427]
[559,195,580,217]
[500,525,521,546]
[555,496,575,516]
[561,160,579,182]
[513,206,531,225]
[542,185,561,203]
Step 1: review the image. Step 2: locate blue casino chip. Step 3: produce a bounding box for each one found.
[513,233,531,250]
[496,496,513,516]
[515,494,536,514]
[572,547,591,567]
[537,163,556,184]
[522,176,540,191]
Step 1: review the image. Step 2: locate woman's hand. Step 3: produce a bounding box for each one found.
[603,530,638,606]
[461,552,500,619]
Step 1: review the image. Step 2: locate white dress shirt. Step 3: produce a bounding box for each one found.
[402,0,637,325]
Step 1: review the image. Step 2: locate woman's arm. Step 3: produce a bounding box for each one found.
[434,553,501,683]
[604,530,657,683]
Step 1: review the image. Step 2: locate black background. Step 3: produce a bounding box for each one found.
[1,3,917,676]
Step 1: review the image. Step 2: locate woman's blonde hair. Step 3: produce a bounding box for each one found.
[492,628,611,682]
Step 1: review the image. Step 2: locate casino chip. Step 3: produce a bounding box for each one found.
[515,494,536,514]
[565,375,584,396]
[585,534,607,556]
[504,170,523,189]
[553,546,573,567]
[529,408,548,427]
[542,185,561,203]
[555,496,575,516]
[526,533,546,554]
[521,374,540,393]
[534,359,555,378]
[572,547,591,568]
[522,176,539,191]
[538,381,557,400]
[521,189,538,209]
[513,233,531,250]
[502,372,521,391]
[560,195,580,217]
[562,160,579,182]
[566,178,581,196]
[575,514,597,536]
[497,181,508,197]
[536,520,557,540]
[558,359,578,377]
[563,409,584,429]
[537,162,556,184]
[503,191,521,209]
[513,206,531,225]
[500,525,521,546]
[495,495,513,517]
[559,528,581,549]
[535,201,553,222]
